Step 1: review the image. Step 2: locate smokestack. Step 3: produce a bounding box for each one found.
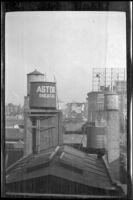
[104,92,120,181]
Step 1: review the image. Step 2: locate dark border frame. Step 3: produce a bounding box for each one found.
[1,1,132,198]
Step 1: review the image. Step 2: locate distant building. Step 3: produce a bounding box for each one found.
[5,128,24,168]
[5,103,23,117]
[61,102,88,121]
[6,128,23,142]
[63,121,86,134]
[6,116,24,128]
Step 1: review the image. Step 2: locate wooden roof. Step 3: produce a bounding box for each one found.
[6,145,117,191]
[27,70,44,75]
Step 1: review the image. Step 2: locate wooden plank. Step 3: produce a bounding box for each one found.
[6,154,32,173]
[28,114,56,117]
[6,192,120,198]
[84,157,105,169]
[52,164,112,189]
[26,162,50,173]
[61,156,84,170]
[64,145,85,158]
[19,151,52,169]
[83,165,107,178]
[61,154,107,178]
[27,108,58,112]
[64,146,100,164]
[63,150,104,168]
[26,157,49,169]
[83,171,113,188]
[6,165,50,183]
[7,151,53,174]
[28,125,55,129]
[84,155,100,162]
[102,155,116,184]
[59,161,83,174]
[7,161,112,189]
[84,162,107,174]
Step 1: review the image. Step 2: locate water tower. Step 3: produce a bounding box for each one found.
[24,69,63,156]
[27,69,45,96]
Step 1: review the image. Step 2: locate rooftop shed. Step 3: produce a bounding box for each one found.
[6,145,124,196]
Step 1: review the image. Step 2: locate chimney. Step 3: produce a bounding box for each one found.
[104,92,120,181]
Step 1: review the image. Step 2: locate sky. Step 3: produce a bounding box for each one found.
[5,11,126,105]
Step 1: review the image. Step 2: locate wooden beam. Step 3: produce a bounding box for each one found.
[27,109,59,113]
[6,192,121,198]
[102,155,116,185]
[28,126,55,132]
[28,114,56,117]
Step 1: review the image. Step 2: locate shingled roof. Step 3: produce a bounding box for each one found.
[6,145,125,196]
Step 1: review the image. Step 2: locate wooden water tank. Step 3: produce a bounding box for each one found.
[87,126,105,149]
[27,70,44,96]
[30,81,56,108]
[105,92,119,110]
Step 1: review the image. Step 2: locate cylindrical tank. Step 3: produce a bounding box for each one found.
[104,92,119,110]
[27,70,44,96]
[87,92,104,122]
[29,81,56,109]
[87,126,105,150]
[96,93,104,111]
[105,92,120,181]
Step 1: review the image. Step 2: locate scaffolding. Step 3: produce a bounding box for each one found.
[92,68,126,92]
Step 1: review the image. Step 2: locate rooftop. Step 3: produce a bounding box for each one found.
[64,121,85,132]
[6,128,23,141]
[6,145,120,195]
[6,141,24,149]
[6,117,24,128]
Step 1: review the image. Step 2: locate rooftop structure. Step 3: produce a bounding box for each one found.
[63,121,85,134]
[5,128,24,167]
[6,128,23,141]
[92,68,126,92]
[6,145,124,196]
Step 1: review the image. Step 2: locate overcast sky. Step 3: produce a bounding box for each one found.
[5,11,126,105]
